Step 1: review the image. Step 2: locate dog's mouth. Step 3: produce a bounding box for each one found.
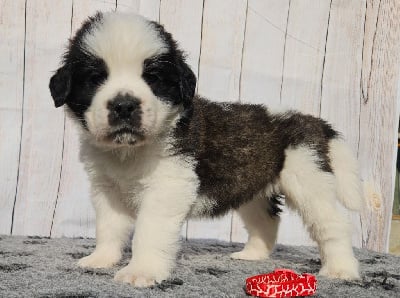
[106,127,145,145]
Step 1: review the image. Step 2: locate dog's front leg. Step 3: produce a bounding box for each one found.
[78,184,135,269]
[114,168,196,287]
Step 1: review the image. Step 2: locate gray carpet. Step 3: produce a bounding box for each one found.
[0,236,399,297]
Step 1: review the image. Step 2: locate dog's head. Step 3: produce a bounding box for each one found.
[49,12,196,147]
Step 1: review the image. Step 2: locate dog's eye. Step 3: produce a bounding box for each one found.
[89,73,106,85]
[143,72,161,85]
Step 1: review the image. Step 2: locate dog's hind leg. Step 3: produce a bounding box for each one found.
[230,194,280,260]
[279,146,360,280]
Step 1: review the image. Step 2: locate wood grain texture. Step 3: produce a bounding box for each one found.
[232,0,328,246]
[239,0,290,107]
[320,0,365,151]
[117,0,160,21]
[280,0,331,116]
[12,0,73,236]
[277,0,332,246]
[160,0,203,77]
[159,0,204,239]
[320,0,367,248]
[197,0,247,101]
[359,0,400,251]
[232,0,291,243]
[50,0,116,238]
[0,0,26,234]
[0,1,398,253]
[189,0,247,241]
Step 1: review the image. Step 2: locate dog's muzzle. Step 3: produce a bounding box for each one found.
[106,93,144,145]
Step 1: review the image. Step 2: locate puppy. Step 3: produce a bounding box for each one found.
[49,12,363,287]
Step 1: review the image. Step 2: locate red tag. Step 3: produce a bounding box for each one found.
[246,269,317,297]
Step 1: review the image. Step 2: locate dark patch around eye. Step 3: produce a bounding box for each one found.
[66,54,108,128]
[88,71,107,86]
[142,55,181,105]
[142,72,160,84]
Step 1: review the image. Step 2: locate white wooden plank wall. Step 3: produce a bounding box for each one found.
[0,0,399,252]
[189,0,247,242]
[0,0,25,234]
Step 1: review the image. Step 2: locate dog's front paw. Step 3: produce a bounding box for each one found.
[319,257,360,280]
[114,265,157,287]
[230,248,269,261]
[78,249,121,268]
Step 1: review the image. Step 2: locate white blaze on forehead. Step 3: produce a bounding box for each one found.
[83,13,167,73]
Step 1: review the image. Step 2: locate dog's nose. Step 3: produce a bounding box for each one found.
[107,94,140,121]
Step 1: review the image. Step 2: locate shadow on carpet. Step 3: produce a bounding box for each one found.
[0,236,399,297]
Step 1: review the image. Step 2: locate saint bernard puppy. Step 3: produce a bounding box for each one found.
[49,12,363,287]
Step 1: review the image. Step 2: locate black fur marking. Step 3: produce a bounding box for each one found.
[173,97,338,217]
[49,12,108,128]
[267,195,284,217]
[143,21,196,114]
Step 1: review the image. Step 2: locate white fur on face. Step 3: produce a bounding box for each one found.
[82,13,172,147]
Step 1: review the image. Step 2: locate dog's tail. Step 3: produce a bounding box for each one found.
[329,138,364,211]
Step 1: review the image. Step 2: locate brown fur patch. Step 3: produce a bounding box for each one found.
[173,96,337,217]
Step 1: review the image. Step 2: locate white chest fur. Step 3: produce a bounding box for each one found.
[80,138,199,214]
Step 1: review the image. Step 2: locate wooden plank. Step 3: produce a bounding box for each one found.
[12,0,73,236]
[277,0,331,246]
[359,0,400,252]
[188,0,247,242]
[232,0,290,243]
[159,0,203,77]
[160,0,204,239]
[320,0,366,248]
[0,0,26,234]
[51,0,116,238]
[197,0,247,101]
[320,0,365,151]
[280,0,331,116]
[239,0,290,108]
[117,0,160,21]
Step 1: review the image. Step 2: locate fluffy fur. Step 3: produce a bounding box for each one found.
[49,12,364,287]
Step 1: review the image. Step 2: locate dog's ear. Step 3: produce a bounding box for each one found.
[178,60,196,109]
[49,65,71,108]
